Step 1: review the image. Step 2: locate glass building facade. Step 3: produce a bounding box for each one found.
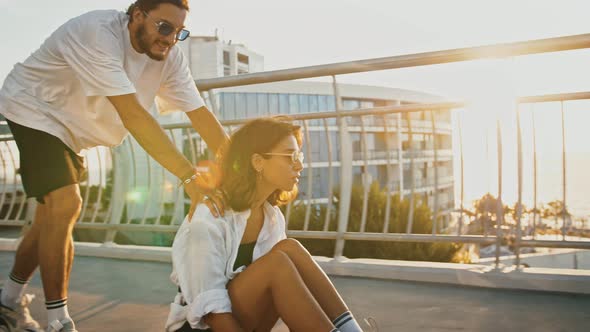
[215,90,455,212]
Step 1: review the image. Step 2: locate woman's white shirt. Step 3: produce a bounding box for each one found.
[165,201,287,331]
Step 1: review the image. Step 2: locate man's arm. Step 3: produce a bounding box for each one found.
[186,106,230,215]
[186,106,229,155]
[107,93,193,178]
[107,93,223,217]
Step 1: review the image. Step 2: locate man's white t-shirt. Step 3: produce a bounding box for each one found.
[0,10,205,154]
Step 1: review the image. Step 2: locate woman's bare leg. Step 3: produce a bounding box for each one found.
[253,296,279,332]
[271,239,349,321]
[227,250,334,332]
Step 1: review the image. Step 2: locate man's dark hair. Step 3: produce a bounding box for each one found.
[126,0,190,22]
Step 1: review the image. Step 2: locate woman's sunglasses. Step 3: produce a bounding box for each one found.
[263,151,305,164]
[143,11,190,41]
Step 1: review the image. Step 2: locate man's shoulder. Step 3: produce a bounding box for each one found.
[74,9,124,23]
[160,44,187,71]
[61,10,125,36]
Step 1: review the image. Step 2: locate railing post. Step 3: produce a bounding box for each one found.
[430,110,439,235]
[458,113,465,236]
[495,118,504,269]
[531,105,538,239]
[104,144,131,245]
[396,106,404,199]
[560,101,567,240]
[333,76,352,259]
[406,114,415,234]
[515,104,523,268]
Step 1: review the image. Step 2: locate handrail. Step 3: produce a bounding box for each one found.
[195,34,590,90]
[1,34,590,267]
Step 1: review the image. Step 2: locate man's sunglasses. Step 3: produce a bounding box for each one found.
[263,151,305,164]
[143,11,190,41]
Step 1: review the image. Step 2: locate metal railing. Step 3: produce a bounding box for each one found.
[1,34,590,268]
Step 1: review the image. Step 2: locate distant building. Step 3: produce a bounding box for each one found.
[177,35,264,79]
[209,81,455,215]
[174,36,455,217]
[0,36,455,227]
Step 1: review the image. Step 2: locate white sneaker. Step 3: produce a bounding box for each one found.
[0,290,43,332]
[46,318,77,332]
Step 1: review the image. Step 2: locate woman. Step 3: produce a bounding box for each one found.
[165,117,364,332]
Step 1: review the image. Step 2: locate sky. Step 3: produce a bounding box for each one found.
[1,0,589,96]
[1,0,589,215]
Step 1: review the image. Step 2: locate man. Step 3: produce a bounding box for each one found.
[0,1,228,331]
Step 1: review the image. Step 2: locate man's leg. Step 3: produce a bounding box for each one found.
[0,204,45,308]
[38,184,82,327]
[0,203,52,332]
[2,119,83,331]
[11,204,46,280]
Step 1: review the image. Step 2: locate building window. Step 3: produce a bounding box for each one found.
[288,95,299,114]
[298,95,310,113]
[257,93,269,115]
[223,51,231,76]
[269,94,279,115]
[237,53,249,74]
[220,93,236,120]
[342,99,360,110]
[246,93,258,118]
[360,100,374,109]
[235,93,247,119]
[279,94,289,113]
[223,51,231,66]
[237,53,249,65]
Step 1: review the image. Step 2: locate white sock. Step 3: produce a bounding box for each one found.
[333,311,363,332]
[1,273,29,309]
[46,299,71,324]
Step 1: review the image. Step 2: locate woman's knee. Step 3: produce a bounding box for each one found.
[230,250,294,293]
[273,238,309,256]
[266,249,293,268]
[43,185,83,223]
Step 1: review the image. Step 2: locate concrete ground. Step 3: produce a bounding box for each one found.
[1,252,590,331]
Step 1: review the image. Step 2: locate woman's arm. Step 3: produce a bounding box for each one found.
[203,313,244,332]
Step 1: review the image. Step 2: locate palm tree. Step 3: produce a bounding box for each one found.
[526,206,542,237]
[471,193,497,235]
[469,193,516,236]
[542,200,571,238]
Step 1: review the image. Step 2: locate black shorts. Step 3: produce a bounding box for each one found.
[175,321,211,332]
[6,119,87,204]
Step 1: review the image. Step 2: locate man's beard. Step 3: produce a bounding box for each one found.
[135,24,166,61]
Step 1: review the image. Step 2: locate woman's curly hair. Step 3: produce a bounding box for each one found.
[219,117,302,212]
